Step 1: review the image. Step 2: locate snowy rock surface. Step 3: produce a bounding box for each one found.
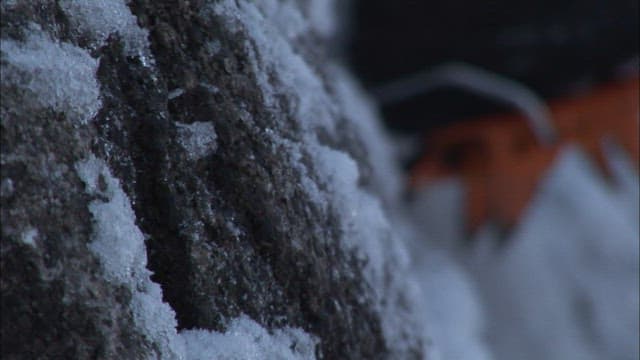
[1,1,428,359]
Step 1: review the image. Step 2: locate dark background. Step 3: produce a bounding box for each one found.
[348,0,639,132]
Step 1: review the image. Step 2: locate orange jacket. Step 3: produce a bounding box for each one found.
[411,77,639,232]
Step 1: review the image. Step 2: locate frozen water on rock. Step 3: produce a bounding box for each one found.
[0,30,101,124]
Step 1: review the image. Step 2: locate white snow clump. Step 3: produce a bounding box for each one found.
[0,30,101,125]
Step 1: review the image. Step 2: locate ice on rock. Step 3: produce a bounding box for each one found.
[0,30,101,124]
[175,121,218,160]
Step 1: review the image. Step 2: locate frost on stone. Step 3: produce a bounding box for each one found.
[0,30,101,125]
[208,0,337,133]
[59,0,151,60]
[75,155,318,359]
[175,121,218,160]
[182,315,318,360]
[204,1,435,355]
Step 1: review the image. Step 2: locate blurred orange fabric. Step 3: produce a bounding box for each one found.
[411,77,639,232]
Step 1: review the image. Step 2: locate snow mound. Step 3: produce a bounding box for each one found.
[60,0,151,60]
[182,315,318,360]
[1,29,101,124]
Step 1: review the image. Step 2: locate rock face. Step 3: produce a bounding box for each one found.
[1,1,426,359]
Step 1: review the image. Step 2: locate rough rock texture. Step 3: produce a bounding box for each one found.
[1,1,425,359]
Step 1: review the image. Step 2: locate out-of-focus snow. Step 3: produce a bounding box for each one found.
[0,29,101,124]
[305,0,337,38]
[410,178,467,248]
[411,142,639,360]
[465,146,639,360]
[76,155,319,360]
[328,64,404,207]
[602,139,640,232]
[411,251,493,360]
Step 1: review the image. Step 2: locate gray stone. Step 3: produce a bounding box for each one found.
[1,1,424,359]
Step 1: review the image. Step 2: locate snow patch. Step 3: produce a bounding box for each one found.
[76,155,318,359]
[20,228,38,247]
[75,155,186,359]
[0,30,101,124]
[59,0,151,60]
[182,315,318,360]
[175,121,218,160]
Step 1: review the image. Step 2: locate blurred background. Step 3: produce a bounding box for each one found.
[345,2,639,360]
[348,0,638,132]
